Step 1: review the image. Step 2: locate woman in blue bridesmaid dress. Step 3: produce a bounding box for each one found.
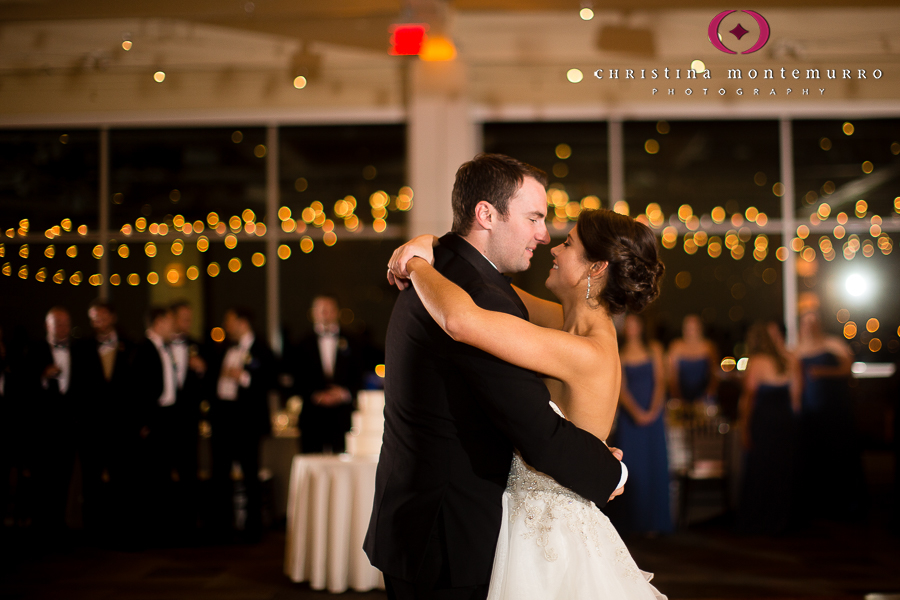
[667,315,718,405]
[736,322,802,535]
[795,311,864,519]
[615,314,672,535]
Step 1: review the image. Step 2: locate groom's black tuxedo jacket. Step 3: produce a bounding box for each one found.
[364,233,623,587]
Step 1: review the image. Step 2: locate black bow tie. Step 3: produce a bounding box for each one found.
[503,275,513,284]
[53,343,69,350]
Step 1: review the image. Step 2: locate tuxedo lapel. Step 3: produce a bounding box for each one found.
[438,233,530,321]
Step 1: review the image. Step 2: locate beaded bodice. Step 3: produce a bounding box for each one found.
[505,453,642,581]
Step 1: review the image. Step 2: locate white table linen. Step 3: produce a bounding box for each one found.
[284,454,384,593]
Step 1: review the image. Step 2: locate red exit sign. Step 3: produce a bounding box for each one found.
[389,24,428,55]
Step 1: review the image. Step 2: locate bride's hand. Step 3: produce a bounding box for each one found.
[387,235,438,290]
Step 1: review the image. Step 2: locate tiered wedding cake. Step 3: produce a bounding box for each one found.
[345,390,385,456]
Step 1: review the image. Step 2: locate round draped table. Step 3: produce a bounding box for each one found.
[284,454,385,593]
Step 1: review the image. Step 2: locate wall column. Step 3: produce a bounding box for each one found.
[265,125,282,356]
[406,59,477,238]
[98,126,110,300]
[607,119,624,209]
[779,118,798,346]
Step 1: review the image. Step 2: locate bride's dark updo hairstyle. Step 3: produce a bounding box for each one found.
[577,209,665,315]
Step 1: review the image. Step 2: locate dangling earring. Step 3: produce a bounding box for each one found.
[586,276,591,300]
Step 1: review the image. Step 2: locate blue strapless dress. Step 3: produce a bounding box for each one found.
[613,360,672,535]
[798,352,864,519]
[677,357,709,402]
[737,383,797,534]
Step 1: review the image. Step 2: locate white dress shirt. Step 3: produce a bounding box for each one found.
[170,336,190,389]
[314,323,340,378]
[147,330,177,407]
[217,332,254,401]
[42,340,71,395]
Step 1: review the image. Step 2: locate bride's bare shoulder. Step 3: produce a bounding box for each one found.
[563,329,620,396]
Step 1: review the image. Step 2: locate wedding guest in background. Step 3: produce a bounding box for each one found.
[0,323,34,528]
[131,307,183,542]
[170,301,208,408]
[894,357,900,535]
[668,314,719,405]
[292,295,365,454]
[737,321,802,535]
[211,307,274,540]
[28,307,78,536]
[613,313,672,535]
[81,300,133,534]
[794,310,865,520]
[0,323,13,527]
[170,301,207,528]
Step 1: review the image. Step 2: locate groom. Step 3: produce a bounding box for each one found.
[364,154,625,599]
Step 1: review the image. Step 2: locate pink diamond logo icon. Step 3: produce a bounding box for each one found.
[729,23,749,40]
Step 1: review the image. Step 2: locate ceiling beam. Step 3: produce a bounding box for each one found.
[0,0,401,22]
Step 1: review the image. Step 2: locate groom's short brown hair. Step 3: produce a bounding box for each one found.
[450,153,548,236]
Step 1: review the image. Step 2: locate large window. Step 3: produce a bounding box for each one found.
[792,119,900,357]
[0,129,99,231]
[279,125,407,231]
[110,127,268,229]
[624,120,783,347]
[624,120,781,218]
[483,121,609,204]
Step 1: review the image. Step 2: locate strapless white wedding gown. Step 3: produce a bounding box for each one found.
[487,418,667,599]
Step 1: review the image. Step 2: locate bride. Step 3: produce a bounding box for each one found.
[388,207,666,599]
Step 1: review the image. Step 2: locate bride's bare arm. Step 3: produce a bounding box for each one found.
[407,257,598,383]
[511,286,564,330]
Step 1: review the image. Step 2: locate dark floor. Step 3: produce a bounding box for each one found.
[1,517,899,600]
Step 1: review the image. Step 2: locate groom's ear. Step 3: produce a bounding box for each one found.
[473,201,495,231]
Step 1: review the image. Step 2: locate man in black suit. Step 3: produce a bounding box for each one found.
[170,301,208,419]
[28,307,78,534]
[293,295,365,454]
[210,307,274,538]
[170,301,207,525]
[364,154,625,599]
[79,299,133,534]
[131,306,187,538]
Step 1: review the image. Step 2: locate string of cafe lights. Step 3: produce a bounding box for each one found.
[4,177,895,347]
[0,185,414,289]
[3,144,897,285]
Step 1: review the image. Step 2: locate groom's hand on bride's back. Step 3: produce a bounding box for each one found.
[608,446,625,502]
[387,234,438,290]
